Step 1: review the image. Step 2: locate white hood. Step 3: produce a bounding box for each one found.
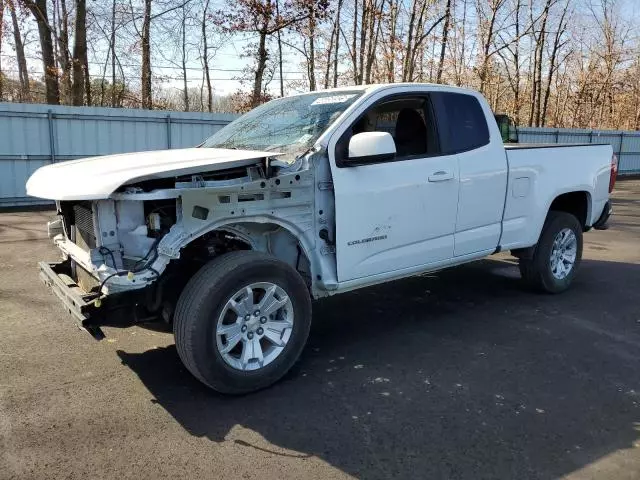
[26,147,279,200]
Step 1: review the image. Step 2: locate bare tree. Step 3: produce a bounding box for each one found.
[111,0,118,106]
[21,0,60,103]
[528,0,553,126]
[179,0,189,110]
[496,0,524,123]
[71,0,87,105]
[306,2,317,90]
[383,0,399,83]
[323,0,342,89]
[332,0,343,87]
[127,0,153,108]
[275,0,284,95]
[217,0,325,106]
[53,0,72,100]
[0,0,4,100]
[541,0,570,125]
[436,0,452,83]
[402,0,445,82]
[8,2,31,99]
[476,0,506,94]
[363,0,382,83]
[201,0,213,109]
[0,0,637,127]
[141,0,151,108]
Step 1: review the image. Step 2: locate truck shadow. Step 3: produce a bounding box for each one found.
[117,258,640,479]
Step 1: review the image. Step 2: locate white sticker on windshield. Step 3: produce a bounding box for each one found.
[311,94,357,106]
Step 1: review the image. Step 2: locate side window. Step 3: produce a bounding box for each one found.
[431,92,490,154]
[335,95,440,166]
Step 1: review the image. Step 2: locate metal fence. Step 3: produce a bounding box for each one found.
[514,127,640,175]
[0,103,237,207]
[1,103,638,208]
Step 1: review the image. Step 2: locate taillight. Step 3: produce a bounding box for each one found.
[609,153,618,193]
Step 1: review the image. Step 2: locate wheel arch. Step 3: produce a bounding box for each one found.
[177,218,317,290]
[547,190,592,230]
[512,190,591,260]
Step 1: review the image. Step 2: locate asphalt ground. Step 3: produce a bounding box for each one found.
[1,180,639,480]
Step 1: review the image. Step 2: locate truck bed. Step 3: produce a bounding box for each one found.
[500,143,613,251]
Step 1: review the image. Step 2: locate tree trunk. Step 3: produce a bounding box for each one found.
[513,0,521,124]
[387,0,397,82]
[333,0,343,87]
[364,0,379,84]
[324,18,337,89]
[83,49,91,105]
[25,0,61,104]
[10,5,31,100]
[275,0,284,96]
[351,0,358,83]
[99,49,107,106]
[141,0,152,109]
[277,30,283,96]
[308,12,316,90]
[71,0,87,106]
[181,4,189,111]
[528,53,538,126]
[436,0,451,84]
[0,0,3,101]
[479,1,500,94]
[252,30,268,107]
[531,0,551,127]
[57,0,72,101]
[403,0,417,82]
[358,0,368,84]
[111,0,117,107]
[542,2,568,126]
[202,0,213,111]
[457,0,468,86]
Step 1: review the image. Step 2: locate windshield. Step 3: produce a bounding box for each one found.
[201,91,364,162]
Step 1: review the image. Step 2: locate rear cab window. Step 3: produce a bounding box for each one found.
[430,92,490,154]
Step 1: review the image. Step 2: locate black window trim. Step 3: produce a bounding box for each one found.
[335,92,442,168]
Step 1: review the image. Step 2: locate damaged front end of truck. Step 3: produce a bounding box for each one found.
[27,90,364,339]
[33,150,323,339]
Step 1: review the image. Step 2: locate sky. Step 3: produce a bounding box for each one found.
[2,0,640,101]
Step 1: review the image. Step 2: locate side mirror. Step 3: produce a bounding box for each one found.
[347,131,396,164]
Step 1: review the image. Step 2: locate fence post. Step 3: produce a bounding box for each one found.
[166,114,172,149]
[588,131,593,144]
[47,109,56,163]
[619,132,625,167]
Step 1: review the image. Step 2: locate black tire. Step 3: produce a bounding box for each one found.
[519,211,583,294]
[174,251,312,394]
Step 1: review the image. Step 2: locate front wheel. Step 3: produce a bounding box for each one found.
[173,251,312,394]
[519,211,583,293]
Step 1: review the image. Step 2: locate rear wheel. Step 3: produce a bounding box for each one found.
[174,251,312,394]
[519,211,583,293]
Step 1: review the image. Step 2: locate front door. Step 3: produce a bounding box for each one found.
[329,94,460,283]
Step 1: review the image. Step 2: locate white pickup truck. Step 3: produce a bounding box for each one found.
[27,83,616,393]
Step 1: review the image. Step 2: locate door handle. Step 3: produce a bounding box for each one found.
[428,170,454,182]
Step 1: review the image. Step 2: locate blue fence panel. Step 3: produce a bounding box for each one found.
[2,102,638,208]
[514,126,640,176]
[0,103,238,206]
